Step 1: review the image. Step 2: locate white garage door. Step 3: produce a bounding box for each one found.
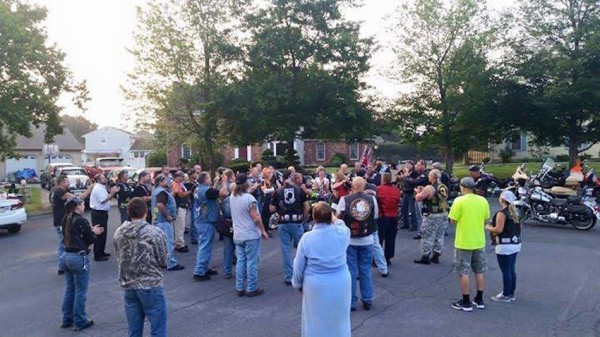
[5,155,38,176]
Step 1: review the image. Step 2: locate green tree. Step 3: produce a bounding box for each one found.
[387,0,510,173]
[61,115,97,144]
[125,0,249,171]
[0,0,88,159]
[222,0,375,165]
[509,0,600,166]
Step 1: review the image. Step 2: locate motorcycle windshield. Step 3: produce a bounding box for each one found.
[542,158,555,171]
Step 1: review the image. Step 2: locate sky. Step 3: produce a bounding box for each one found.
[32,0,516,130]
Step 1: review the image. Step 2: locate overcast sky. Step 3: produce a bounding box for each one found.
[32,0,516,130]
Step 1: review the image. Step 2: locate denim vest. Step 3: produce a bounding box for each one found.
[194,184,219,224]
[151,186,177,224]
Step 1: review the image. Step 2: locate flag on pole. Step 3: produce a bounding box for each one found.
[360,145,372,167]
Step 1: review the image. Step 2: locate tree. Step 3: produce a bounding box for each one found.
[510,0,600,166]
[222,0,375,165]
[61,115,97,144]
[0,0,88,159]
[125,0,249,171]
[387,0,511,173]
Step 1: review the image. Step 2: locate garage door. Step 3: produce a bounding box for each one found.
[5,155,38,176]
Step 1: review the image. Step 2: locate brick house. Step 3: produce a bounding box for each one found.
[303,140,367,166]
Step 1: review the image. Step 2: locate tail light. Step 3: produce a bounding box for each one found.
[10,201,24,210]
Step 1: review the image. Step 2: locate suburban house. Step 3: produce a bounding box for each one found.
[466,132,600,164]
[82,126,151,169]
[0,124,83,181]
[166,139,369,167]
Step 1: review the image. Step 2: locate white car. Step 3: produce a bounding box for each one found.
[0,198,27,234]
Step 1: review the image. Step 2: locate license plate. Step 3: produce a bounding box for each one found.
[0,207,6,214]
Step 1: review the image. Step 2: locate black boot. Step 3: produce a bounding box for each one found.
[431,252,440,264]
[414,255,430,265]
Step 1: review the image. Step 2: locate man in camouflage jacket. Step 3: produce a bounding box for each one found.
[113,197,168,337]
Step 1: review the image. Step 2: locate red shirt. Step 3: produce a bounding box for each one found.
[333,184,349,198]
[377,184,401,218]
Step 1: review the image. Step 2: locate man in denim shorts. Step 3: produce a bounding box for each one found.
[448,177,490,312]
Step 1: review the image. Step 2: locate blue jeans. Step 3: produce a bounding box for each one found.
[59,252,91,327]
[277,222,304,282]
[155,222,178,269]
[223,235,235,278]
[56,226,65,270]
[120,207,130,224]
[496,253,518,296]
[234,239,261,292]
[188,207,197,243]
[124,286,167,337]
[193,222,216,276]
[347,245,373,308]
[371,231,388,274]
[401,194,417,229]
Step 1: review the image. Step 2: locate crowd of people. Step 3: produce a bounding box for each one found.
[52,160,522,336]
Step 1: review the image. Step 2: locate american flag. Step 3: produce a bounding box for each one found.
[360,145,372,167]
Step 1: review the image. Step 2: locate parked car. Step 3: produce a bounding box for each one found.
[49,167,92,208]
[141,167,179,181]
[40,163,73,190]
[83,157,129,180]
[0,197,26,234]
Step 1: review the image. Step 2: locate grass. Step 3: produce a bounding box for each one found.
[24,187,43,213]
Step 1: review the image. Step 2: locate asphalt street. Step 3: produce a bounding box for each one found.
[1,201,599,337]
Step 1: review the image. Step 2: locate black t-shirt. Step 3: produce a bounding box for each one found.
[185,182,197,205]
[64,213,96,253]
[271,184,307,219]
[133,184,152,223]
[117,182,134,208]
[475,176,489,196]
[53,187,68,227]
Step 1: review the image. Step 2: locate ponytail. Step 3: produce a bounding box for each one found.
[507,203,519,224]
[61,202,78,247]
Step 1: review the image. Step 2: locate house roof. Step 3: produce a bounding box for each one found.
[82,126,134,138]
[130,138,152,151]
[15,124,83,151]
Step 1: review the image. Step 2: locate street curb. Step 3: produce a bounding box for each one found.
[28,210,52,218]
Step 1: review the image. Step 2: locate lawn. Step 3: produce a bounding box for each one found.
[24,187,42,213]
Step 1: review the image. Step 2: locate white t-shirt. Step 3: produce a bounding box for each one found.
[90,183,110,211]
[313,177,330,195]
[230,193,261,241]
[495,243,521,255]
[336,194,379,246]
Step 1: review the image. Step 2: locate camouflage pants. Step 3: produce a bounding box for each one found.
[420,213,448,257]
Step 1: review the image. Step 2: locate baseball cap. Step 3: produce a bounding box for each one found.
[235,173,248,185]
[500,190,517,204]
[173,171,184,178]
[460,177,476,189]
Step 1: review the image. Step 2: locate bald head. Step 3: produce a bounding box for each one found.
[288,166,296,173]
[352,177,366,192]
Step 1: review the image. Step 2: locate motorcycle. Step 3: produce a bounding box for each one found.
[515,184,598,230]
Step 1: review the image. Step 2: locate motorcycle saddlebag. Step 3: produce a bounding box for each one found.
[566,204,591,215]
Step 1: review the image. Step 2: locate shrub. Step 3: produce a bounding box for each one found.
[261,148,275,163]
[329,153,348,167]
[284,149,301,167]
[482,157,491,164]
[499,148,514,164]
[555,154,570,162]
[228,158,250,173]
[147,151,167,167]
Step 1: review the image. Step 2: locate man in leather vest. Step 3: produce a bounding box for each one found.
[270,171,309,286]
[192,172,229,281]
[116,170,134,224]
[414,169,449,265]
[336,177,379,311]
[151,174,184,271]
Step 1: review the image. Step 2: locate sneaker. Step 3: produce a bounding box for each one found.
[362,302,372,311]
[491,292,512,303]
[176,246,190,253]
[472,298,486,309]
[381,272,389,278]
[193,274,211,281]
[73,320,94,331]
[246,288,265,297]
[451,300,473,312]
[510,295,516,302]
[167,264,185,271]
[206,269,218,276]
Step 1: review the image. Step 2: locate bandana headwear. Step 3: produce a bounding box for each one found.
[65,196,84,207]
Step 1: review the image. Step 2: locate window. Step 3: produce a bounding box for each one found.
[100,137,106,144]
[316,142,325,161]
[507,133,526,151]
[181,144,191,159]
[349,143,359,160]
[134,151,145,158]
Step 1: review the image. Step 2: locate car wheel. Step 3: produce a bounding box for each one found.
[7,225,21,234]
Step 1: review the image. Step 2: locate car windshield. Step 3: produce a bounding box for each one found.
[97,159,124,167]
[61,169,87,176]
